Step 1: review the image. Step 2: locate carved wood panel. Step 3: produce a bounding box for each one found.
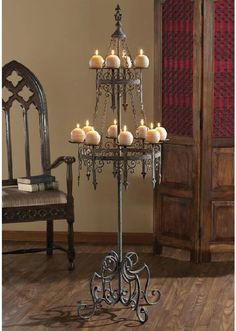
[211,201,234,242]
[160,195,192,241]
[2,204,68,223]
[212,147,234,191]
[162,144,193,189]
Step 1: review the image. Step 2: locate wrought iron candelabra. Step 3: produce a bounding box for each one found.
[70,5,166,323]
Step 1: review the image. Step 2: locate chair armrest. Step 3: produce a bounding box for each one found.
[47,156,76,200]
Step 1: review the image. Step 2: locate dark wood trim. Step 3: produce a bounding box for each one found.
[191,0,203,263]
[192,0,202,147]
[212,137,234,147]
[2,231,154,245]
[5,111,13,179]
[2,179,17,186]
[163,135,194,146]
[200,0,215,262]
[153,0,163,255]
[154,0,163,124]
[158,235,192,250]
[158,186,193,198]
[210,244,234,253]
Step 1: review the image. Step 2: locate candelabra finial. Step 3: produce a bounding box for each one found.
[111,4,126,39]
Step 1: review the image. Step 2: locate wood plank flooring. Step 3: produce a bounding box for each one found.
[2,242,234,331]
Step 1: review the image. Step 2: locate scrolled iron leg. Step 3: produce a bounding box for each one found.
[67,219,75,271]
[77,250,161,323]
[78,272,104,319]
[141,264,161,305]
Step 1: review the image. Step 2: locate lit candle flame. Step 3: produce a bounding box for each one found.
[140,119,144,126]
[123,125,127,131]
[150,122,153,129]
[114,119,117,125]
[140,49,144,55]
[76,123,80,128]
[86,120,89,126]
[111,50,115,55]
[157,122,161,127]
[95,50,98,55]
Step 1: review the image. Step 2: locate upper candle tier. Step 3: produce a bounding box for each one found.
[89,49,149,69]
[85,5,154,144]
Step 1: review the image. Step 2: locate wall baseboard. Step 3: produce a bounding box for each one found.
[2,230,154,245]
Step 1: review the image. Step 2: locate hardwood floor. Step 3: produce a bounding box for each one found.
[3,242,234,331]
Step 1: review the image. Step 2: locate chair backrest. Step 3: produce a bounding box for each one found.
[2,60,51,185]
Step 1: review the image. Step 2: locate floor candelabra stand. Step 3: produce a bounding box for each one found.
[70,5,166,323]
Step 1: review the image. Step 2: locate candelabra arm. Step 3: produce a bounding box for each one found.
[152,145,156,189]
[111,69,116,111]
[91,146,97,189]
[141,139,146,178]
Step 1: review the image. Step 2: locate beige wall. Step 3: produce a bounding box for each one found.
[2,0,154,233]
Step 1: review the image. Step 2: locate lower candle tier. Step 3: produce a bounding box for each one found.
[79,148,161,162]
[74,142,163,190]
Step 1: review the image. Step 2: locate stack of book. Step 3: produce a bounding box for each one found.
[17,174,58,192]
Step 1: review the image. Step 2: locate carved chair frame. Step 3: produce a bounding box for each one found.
[2,60,75,270]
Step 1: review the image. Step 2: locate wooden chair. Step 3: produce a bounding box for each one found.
[2,60,76,270]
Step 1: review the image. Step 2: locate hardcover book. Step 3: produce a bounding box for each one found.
[18,181,58,192]
[17,174,56,185]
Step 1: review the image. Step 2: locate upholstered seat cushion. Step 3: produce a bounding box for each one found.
[2,187,67,208]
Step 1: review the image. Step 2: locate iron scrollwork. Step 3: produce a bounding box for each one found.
[74,141,162,191]
[78,250,161,323]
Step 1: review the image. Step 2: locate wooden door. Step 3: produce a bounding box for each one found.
[154,0,202,262]
[200,0,234,261]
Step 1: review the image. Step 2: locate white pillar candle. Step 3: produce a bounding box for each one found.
[120,51,132,68]
[136,119,148,139]
[107,119,118,138]
[70,124,86,143]
[118,125,133,146]
[85,127,101,145]
[82,120,93,134]
[89,50,104,69]
[146,123,160,144]
[134,49,149,68]
[105,50,120,69]
[155,122,167,140]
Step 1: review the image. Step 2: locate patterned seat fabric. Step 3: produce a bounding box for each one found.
[2,187,67,208]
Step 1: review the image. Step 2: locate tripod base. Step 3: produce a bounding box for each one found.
[78,250,161,323]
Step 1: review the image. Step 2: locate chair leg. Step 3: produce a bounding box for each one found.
[67,219,75,271]
[47,219,54,256]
